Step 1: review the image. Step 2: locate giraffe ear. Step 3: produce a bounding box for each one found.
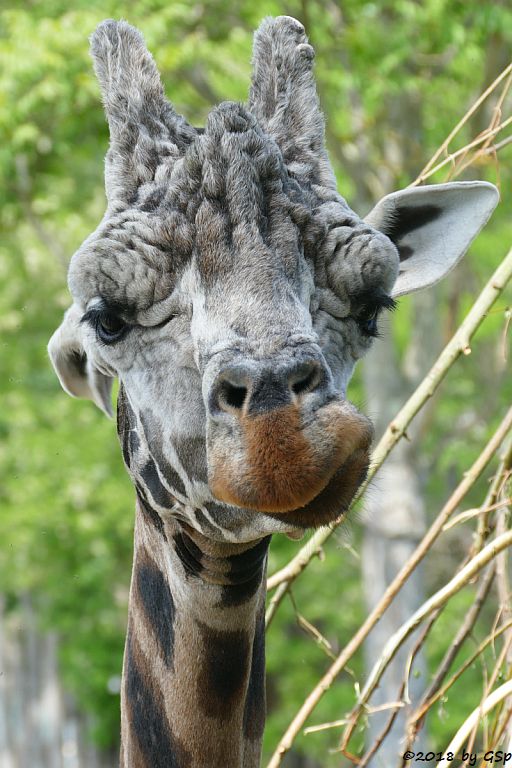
[364,181,499,298]
[48,305,114,418]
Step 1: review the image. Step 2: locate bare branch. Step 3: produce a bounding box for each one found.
[345,532,512,745]
[411,62,512,185]
[267,248,512,597]
[265,581,290,628]
[266,407,512,767]
[406,564,495,739]
[439,682,512,766]
[411,619,512,727]
[413,115,512,183]
[443,497,512,531]
[356,616,435,768]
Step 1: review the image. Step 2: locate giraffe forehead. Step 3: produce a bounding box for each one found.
[188,104,309,288]
[68,209,191,314]
[69,129,311,314]
[69,100,396,319]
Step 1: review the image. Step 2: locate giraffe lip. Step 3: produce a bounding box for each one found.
[267,446,370,528]
[207,400,373,514]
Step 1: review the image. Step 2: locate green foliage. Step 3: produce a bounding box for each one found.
[1,0,511,762]
[265,529,367,758]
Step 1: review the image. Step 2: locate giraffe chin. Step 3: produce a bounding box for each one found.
[269,446,370,529]
[210,444,370,528]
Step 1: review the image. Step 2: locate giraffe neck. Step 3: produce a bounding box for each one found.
[120,495,270,768]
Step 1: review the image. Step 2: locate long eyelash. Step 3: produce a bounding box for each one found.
[359,293,397,316]
[80,307,130,348]
[80,307,113,335]
[356,293,397,339]
[380,295,397,313]
[80,297,133,323]
[80,307,102,329]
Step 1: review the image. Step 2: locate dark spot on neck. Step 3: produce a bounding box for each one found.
[140,456,178,508]
[117,385,136,469]
[243,607,266,742]
[138,412,188,497]
[135,552,176,669]
[137,492,167,540]
[196,622,250,719]
[174,435,208,484]
[125,633,190,767]
[221,537,270,607]
[173,529,205,578]
[172,528,270,600]
[226,536,270,579]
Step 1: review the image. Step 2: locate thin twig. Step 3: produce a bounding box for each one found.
[437,681,512,767]
[356,615,435,768]
[303,718,349,735]
[288,591,337,661]
[265,581,290,628]
[495,467,512,748]
[267,248,512,599]
[411,62,512,185]
[463,632,512,765]
[452,69,512,179]
[502,307,511,362]
[489,702,512,756]
[404,564,495,748]
[414,115,512,182]
[266,408,512,768]
[346,532,512,740]
[410,619,512,728]
[484,135,512,154]
[443,498,512,531]
[475,438,512,553]
[355,690,406,768]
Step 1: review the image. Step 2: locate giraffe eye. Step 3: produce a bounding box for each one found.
[82,307,129,344]
[359,309,380,337]
[354,293,397,338]
[97,312,127,343]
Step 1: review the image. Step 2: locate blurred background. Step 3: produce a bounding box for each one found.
[1,1,511,766]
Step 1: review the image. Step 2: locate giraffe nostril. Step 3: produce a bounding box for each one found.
[290,362,322,398]
[291,368,319,396]
[219,382,248,411]
[209,365,252,416]
[210,357,330,418]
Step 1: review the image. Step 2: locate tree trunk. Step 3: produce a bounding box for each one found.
[0,595,114,768]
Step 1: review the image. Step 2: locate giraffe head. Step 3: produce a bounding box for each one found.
[48,17,498,542]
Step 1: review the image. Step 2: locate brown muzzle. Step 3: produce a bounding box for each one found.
[208,399,373,515]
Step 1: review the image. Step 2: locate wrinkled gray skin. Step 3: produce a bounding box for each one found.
[49,17,497,543]
[47,16,499,768]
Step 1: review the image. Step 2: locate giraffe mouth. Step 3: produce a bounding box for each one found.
[207,399,373,518]
[268,445,370,528]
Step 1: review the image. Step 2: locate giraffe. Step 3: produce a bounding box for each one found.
[47,15,498,768]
